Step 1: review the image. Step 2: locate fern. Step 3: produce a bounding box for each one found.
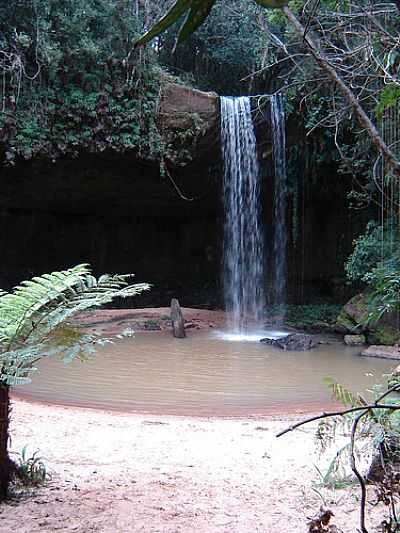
[316,442,354,489]
[0,265,150,386]
[0,264,92,344]
[324,377,365,407]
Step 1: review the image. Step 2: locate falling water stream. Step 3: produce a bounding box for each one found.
[221,97,265,334]
[221,95,287,334]
[270,94,288,319]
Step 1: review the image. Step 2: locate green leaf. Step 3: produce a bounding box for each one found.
[177,0,217,43]
[324,377,362,407]
[375,83,400,117]
[136,0,192,46]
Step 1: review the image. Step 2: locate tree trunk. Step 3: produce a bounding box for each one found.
[282,6,400,177]
[0,383,11,500]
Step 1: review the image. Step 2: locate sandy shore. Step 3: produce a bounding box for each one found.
[75,308,228,335]
[0,399,387,532]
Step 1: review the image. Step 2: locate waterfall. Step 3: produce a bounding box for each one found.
[221,96,265,333]
[270,94,287,319]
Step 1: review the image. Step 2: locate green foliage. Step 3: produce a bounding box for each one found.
[308,378,400,529]
[345,222,396,283]
[137,0,193,46]
[376,84,400,117]
[157,0,269,94]
[12,446,49,488]
[136,0,288,46]
[324,377,364,407]
[371,325,400,346]
[255,0,288,6]
[344,222,400,329]
[161,111,207,165]
[0,264,150,386]
[2,80,164,163]
[314,378,397,493]
[178,1,217,43]
[0,0,178,164]
[364,258,400,325]
[314,442,354,489]
[336,308,360,332]
[275,304,342,328]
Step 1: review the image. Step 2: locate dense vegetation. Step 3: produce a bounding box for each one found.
[0,1,172,163]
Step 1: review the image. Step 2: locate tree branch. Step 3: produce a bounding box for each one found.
[282,5,400,177]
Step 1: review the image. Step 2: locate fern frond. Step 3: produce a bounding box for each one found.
[1,374,32,386]
[324,377,363,407]
[0,264,92,345]
[319,442,354,489]
[0,265,150,386]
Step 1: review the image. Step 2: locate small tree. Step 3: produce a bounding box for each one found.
[0,264,149,499]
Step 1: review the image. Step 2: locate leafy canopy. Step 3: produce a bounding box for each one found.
[0,264,150,387]
[136,0,288,46]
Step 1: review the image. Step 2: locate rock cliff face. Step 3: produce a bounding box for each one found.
[0,83,221,214]
[0,83,367,306]
[0,83,222,304]
[158,83,220,166]
[159,83,219,133]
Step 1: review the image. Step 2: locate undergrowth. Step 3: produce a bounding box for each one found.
[11,446,50,490]
[265,304,342,329]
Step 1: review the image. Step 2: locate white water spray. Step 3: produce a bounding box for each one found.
[221,96,265,334]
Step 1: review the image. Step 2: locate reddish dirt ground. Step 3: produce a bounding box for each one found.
[75,307,228,336]
[0,399,387,533]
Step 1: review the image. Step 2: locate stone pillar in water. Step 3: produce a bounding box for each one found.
[220,97,265,333]
[171,298,186,338]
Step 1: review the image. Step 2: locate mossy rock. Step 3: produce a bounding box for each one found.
[339,293,400,343]
[343,293,369,324]
[336,309,358,332]
[336,293,369,333]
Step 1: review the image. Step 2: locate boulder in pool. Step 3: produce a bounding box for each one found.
[260,333,316,351]
[361,345,400,360]
[344,334,366,346]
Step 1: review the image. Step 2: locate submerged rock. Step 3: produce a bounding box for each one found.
[344,334,366,346]
[260,333,316,351]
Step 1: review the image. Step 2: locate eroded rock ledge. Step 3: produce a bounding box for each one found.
[158,83,220,166]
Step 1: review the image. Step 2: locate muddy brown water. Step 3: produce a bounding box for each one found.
[15,331,395,416]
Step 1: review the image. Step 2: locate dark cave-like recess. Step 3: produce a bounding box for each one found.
[0,148,369,307]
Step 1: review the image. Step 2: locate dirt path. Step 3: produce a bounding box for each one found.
[0,400,386,532]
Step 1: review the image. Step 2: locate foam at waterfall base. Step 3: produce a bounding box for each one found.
[216,330,289,342]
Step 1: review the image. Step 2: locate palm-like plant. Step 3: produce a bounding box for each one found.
[0,264,150,499]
